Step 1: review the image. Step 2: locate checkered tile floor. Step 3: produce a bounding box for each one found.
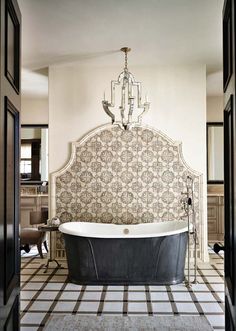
[20,244,224,331]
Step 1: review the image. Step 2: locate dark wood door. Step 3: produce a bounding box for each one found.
[0,0,21,330]
[223,0,236,329]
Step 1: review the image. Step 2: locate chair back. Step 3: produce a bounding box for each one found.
[30,210,48,225]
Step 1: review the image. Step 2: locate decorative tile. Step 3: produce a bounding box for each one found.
[105,291,124,301]
[152,302,172,313]
[149,285,167,291]
[191,284,209,292]
[82,292,102,301]
[205,314,225,328]
[128,292,147,301]
[170,284,189,292]
[64,283,83,291]
[78,301,100,312]
[21,291,38,300]
[20,327,39,331]
[172,292,192,301]
[194,292,216,302]
[107,286,124,291]
[216,292,225,302]
[53,301,77,312]
[21,312,46,325]
[85,285,103,291]
[175,302,198,313]
[129,286,146,291]
[103,301,124,312]
[29,301,53,311]
[200,302,224,313]
[128,302,148,312]
[37,291,58,300]
[59,291,80,300]
[20,300,30,311]
[150,291,169,301]
[23,283,44,290]
[53,124,202,259]
[210,284,224,292]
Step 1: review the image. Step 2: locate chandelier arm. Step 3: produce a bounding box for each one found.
[102,101,115,124]
[136,82,142,108]
[120,106,125,125]
[110,80,120,107]
[137,103,150,123]
[128,98,134,123]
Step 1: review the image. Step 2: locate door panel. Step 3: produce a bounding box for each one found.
[223,0,233,91]
[224,95,235,305]
[223,0,236,329]
[5,0,20,93]
[0,0,21,330]
[4,97,20,305]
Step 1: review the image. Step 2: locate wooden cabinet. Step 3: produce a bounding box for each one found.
[20,193,48,228]
[207,195,224,241]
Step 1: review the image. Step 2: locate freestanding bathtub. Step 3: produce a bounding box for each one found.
[59,220,188,285]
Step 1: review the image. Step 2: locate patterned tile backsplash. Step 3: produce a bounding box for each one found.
[51,124,202,258]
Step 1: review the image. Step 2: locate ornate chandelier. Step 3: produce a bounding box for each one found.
[102,47,150,130]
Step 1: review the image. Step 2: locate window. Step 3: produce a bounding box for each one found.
[20,143,32,176]
[20,140,41,181]
[20,126,48,183]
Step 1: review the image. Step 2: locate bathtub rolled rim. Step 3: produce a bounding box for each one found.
[59,220,190,239]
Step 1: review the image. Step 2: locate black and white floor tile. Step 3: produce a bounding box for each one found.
[20,245,224,331]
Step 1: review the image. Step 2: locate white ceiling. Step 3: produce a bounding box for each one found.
[19,0,224,97]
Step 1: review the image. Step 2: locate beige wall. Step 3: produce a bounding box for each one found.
[48,63,208,260]
[21,97,49,124]
[206,96,223,122]
[49,64,206,174]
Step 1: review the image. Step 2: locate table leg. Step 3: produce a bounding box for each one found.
[43,258,62,273]
[43,230,63,273]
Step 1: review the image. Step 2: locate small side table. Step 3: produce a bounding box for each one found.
[38,225,63,273]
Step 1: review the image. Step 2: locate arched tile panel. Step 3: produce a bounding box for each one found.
[51,124,203,259]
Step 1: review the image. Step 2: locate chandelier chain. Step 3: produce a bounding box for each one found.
[125,50,128,70]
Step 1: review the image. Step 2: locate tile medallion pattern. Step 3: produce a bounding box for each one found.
[51,124,202,258]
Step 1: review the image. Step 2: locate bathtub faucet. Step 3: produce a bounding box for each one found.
[181,175,198,288]
[181,176,195,221]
